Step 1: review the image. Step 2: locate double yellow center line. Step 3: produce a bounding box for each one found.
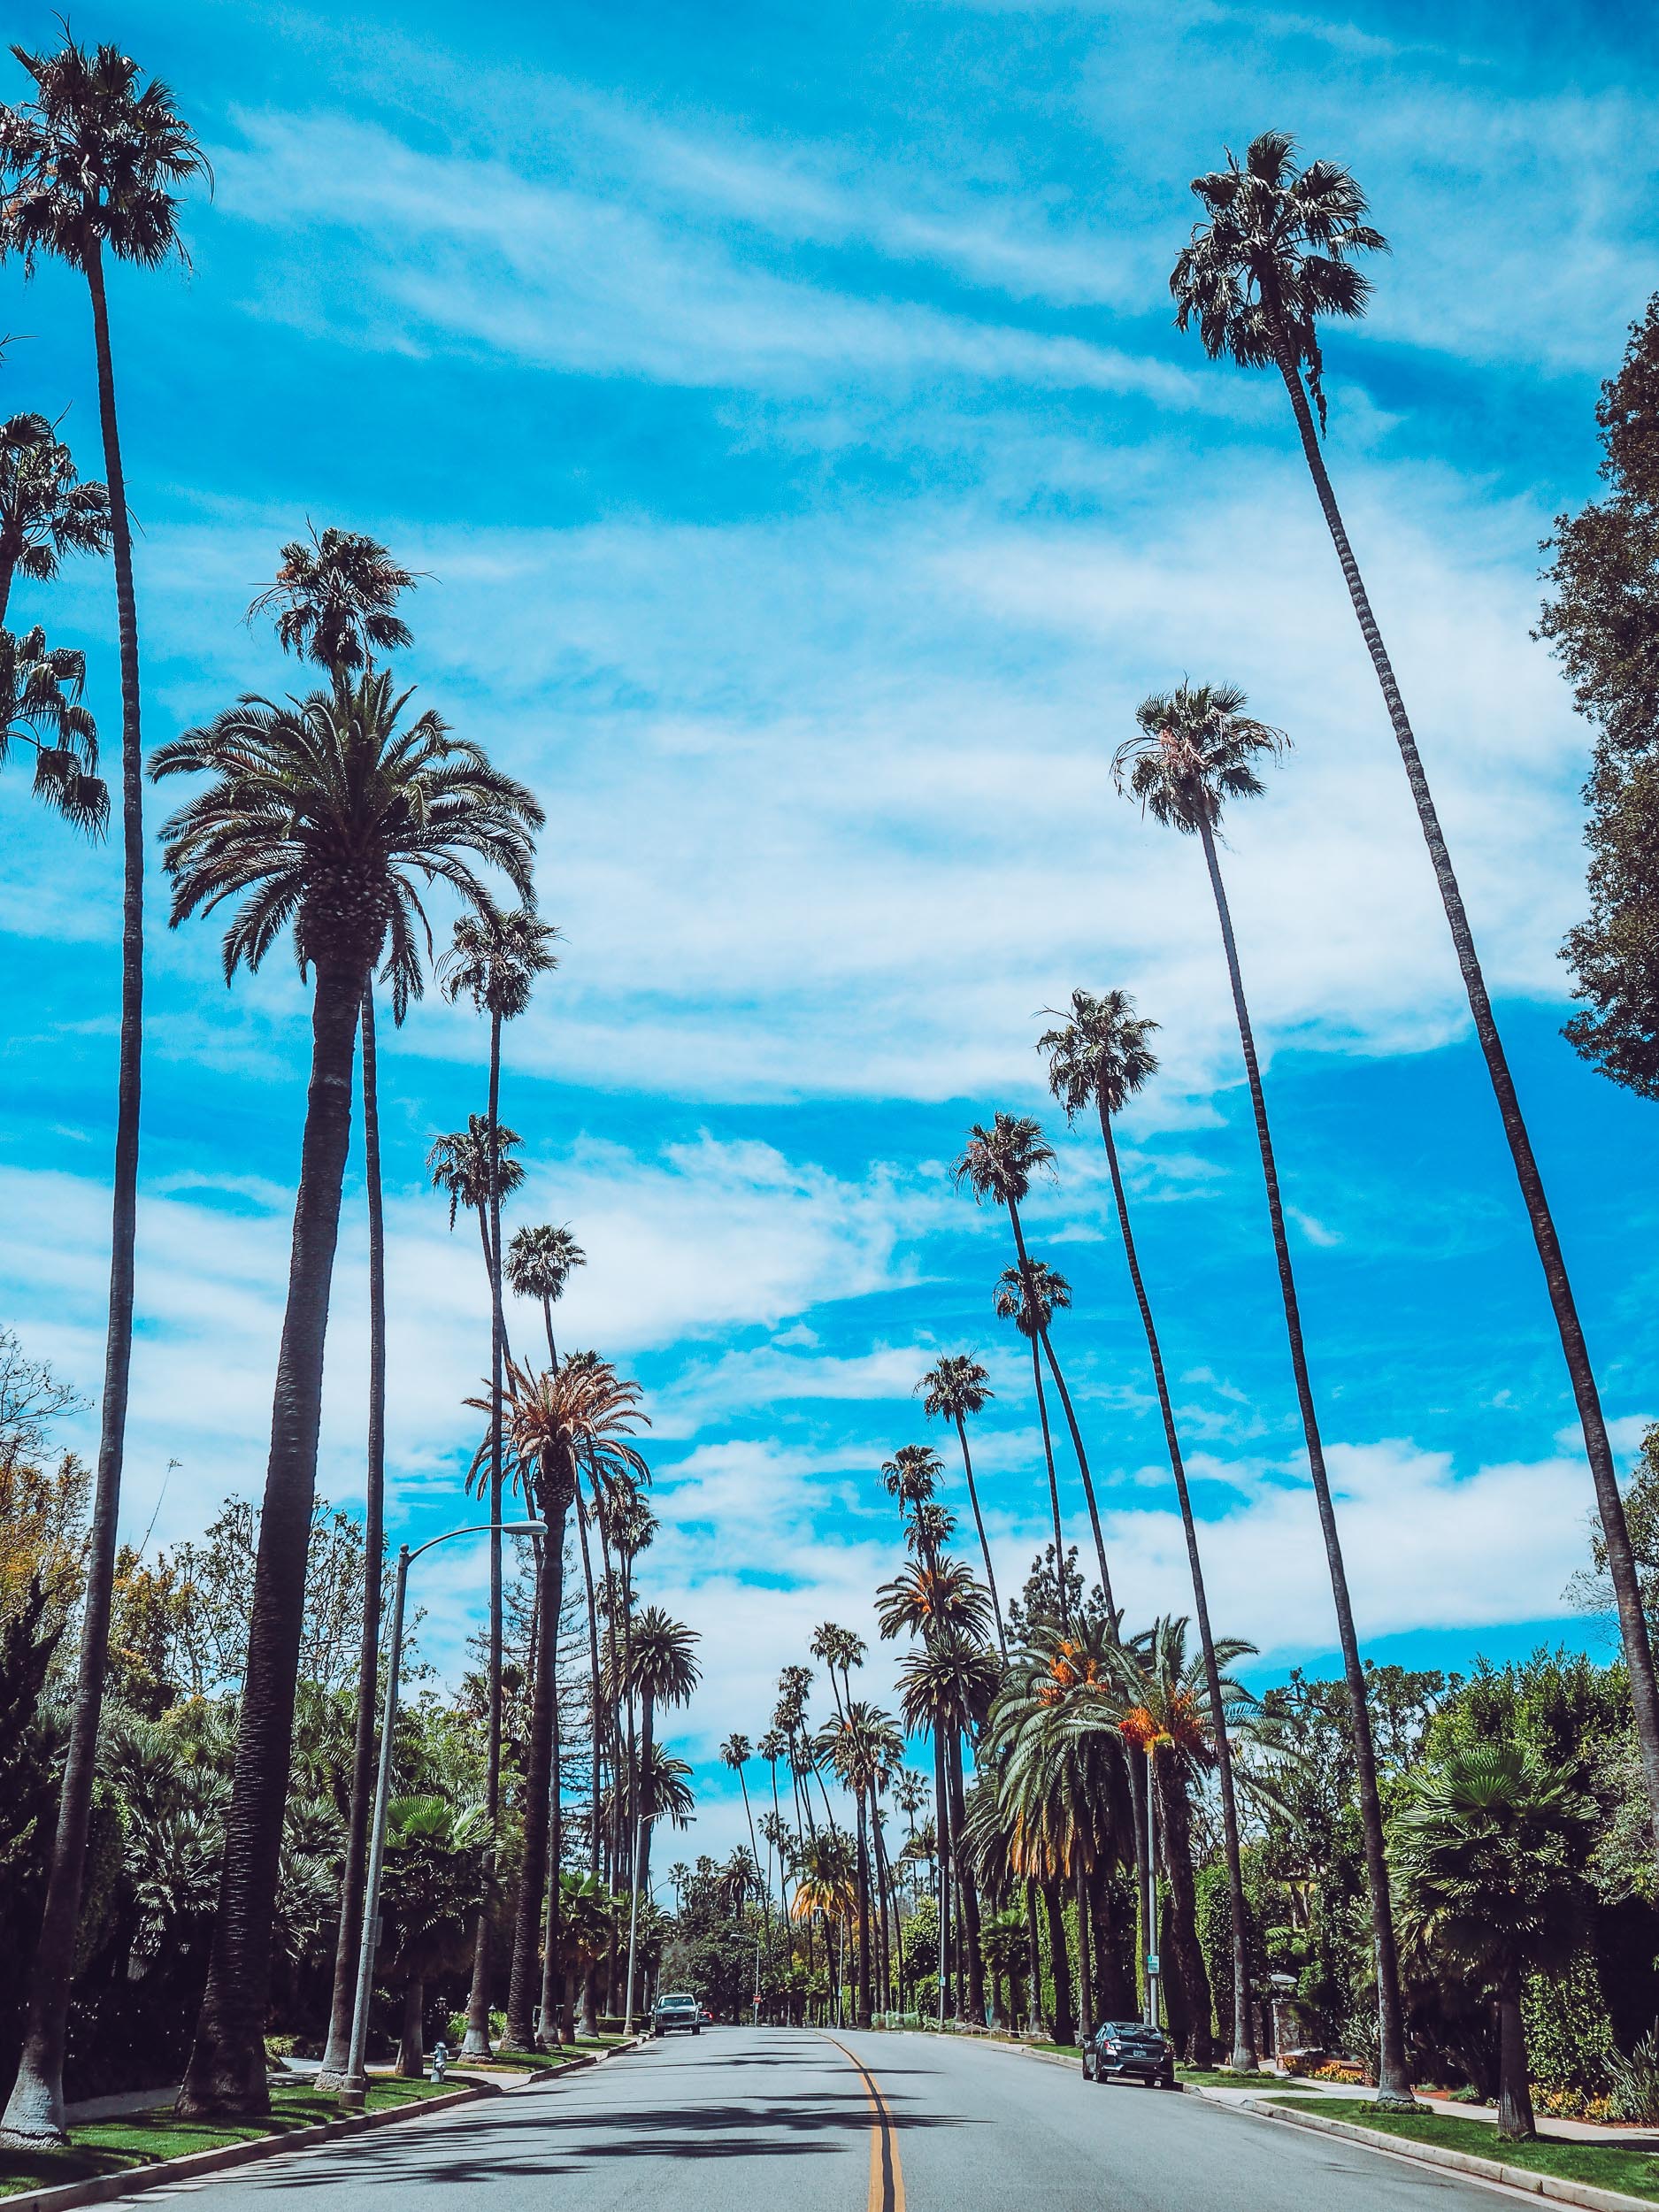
[826,2037,906,2212]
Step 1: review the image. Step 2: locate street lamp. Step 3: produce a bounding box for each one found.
[337,1519,544,2109]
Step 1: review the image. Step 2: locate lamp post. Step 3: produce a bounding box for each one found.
[338,1519,544,2109]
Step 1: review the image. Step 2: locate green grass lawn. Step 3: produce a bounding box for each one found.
[0,2075,455,2201]
[1263,2096,1659,2203]
[453,2048,587,2073]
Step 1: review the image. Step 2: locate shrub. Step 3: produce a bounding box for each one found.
[1609,2030,1659,2124]
[1523,1951,1616,2098]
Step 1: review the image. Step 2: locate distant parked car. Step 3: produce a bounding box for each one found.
[1081,2021,1176,2089]
[700,2008,714,2026]
[653,1993,702,2036]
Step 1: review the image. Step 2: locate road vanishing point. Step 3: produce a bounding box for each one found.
[157,2029,1524,2212]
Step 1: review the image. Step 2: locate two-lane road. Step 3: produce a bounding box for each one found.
[172,2029,1517,2212]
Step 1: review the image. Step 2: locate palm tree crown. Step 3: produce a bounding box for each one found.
[468,1353,649,1519]
[1,624,103,831]
[918,1354,992,1425]
[1113,681,1286,837]
[994,1259,1070,1340]
[1038,988,1159,1122]
[152,672,540,1002]
[626,1606,702,1712]
[505,1223,586,1308]
[881,1444,942,1521]
[954,1110,1054,1211]
[1170,129,1386,428]
[0,37,210,272]
[427,1117,526,1229]
[0,411,110,614]
[248,526,419,675]
[440,902,561,1024]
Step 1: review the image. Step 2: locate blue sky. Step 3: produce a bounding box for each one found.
[3,0,1657,1863]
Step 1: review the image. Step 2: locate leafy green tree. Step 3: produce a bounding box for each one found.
[1173,130,1659,1886]
[1040,984,1257,2065]
[0,411,110,623]
[1116,679,1412,2102]
[157,673,538,2116]
[1559,749,1659,1099]
[0,36,207,2147]
[1393,1746,1594,2139]
[376,1797,488,2078]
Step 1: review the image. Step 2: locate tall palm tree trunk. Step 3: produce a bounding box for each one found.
[1094,1098,1256,2066]
[573,1488,603,2038]
[1269,327,1659,1852]
[948,1733,986,2023]
[1155,1756,1213,2067]
[2,238,144,2152]
[1073,1865,1094,2041]
[933,1732,952,2018]
[736,1768,767,1940]
[1042,1880,1074,2046]
[539,1611,565,2047]
[1023,1880,1045,2033]
[317,986,387,2089]
[1003,1198,1072,1610]
[462,1009,507,2058]
[854,1793,872,2027]
[1038,1331,1117,1626]
[178,962,363,2116]
[507,1487,569,2049]
[1027,1333,1066,1609]
[953,1414,1006,1657]
[1194,807,1413,2105]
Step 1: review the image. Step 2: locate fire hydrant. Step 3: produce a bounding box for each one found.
[429,2040,449,2084]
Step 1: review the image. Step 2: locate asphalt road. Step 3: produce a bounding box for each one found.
[159,2029,1522,2212]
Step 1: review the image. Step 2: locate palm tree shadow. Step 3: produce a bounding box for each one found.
[252,2089,974,2190]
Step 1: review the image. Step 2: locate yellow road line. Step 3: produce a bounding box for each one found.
[826,2036,905,2212]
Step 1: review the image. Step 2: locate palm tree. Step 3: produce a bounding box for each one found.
[247,524,419,672]
[623,1607,701,2023]
[245,521,420,2093]
[1392,1745,1592,2140]
[1172,130,1659,1857]
[374,1796,488,2078]
[506,1224,587,1366]
[438,902,559,2055]
[1108,1618,1261,2066]
[0,39,206,2149]
[0,411,111,623]
[897,1632,1000,2023]
[1113,678,1411,2104]
[918,1356,1004,1657]
[0,624,104,830]
[721,1733,767,1940]
[986,1616,1137,2032]
[956,1116,1117,1621]
[154,672,539,2116]
[1039,986,1257,2068]
[470,1355,648,2051]
[818,1701,903,2026]
[757,1727,791,1924]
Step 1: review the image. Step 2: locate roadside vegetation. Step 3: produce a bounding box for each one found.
[0,19,1657,2173]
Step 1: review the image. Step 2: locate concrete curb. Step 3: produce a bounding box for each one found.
[1222,2093,1659,2212]
[3,2039,649,2212]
